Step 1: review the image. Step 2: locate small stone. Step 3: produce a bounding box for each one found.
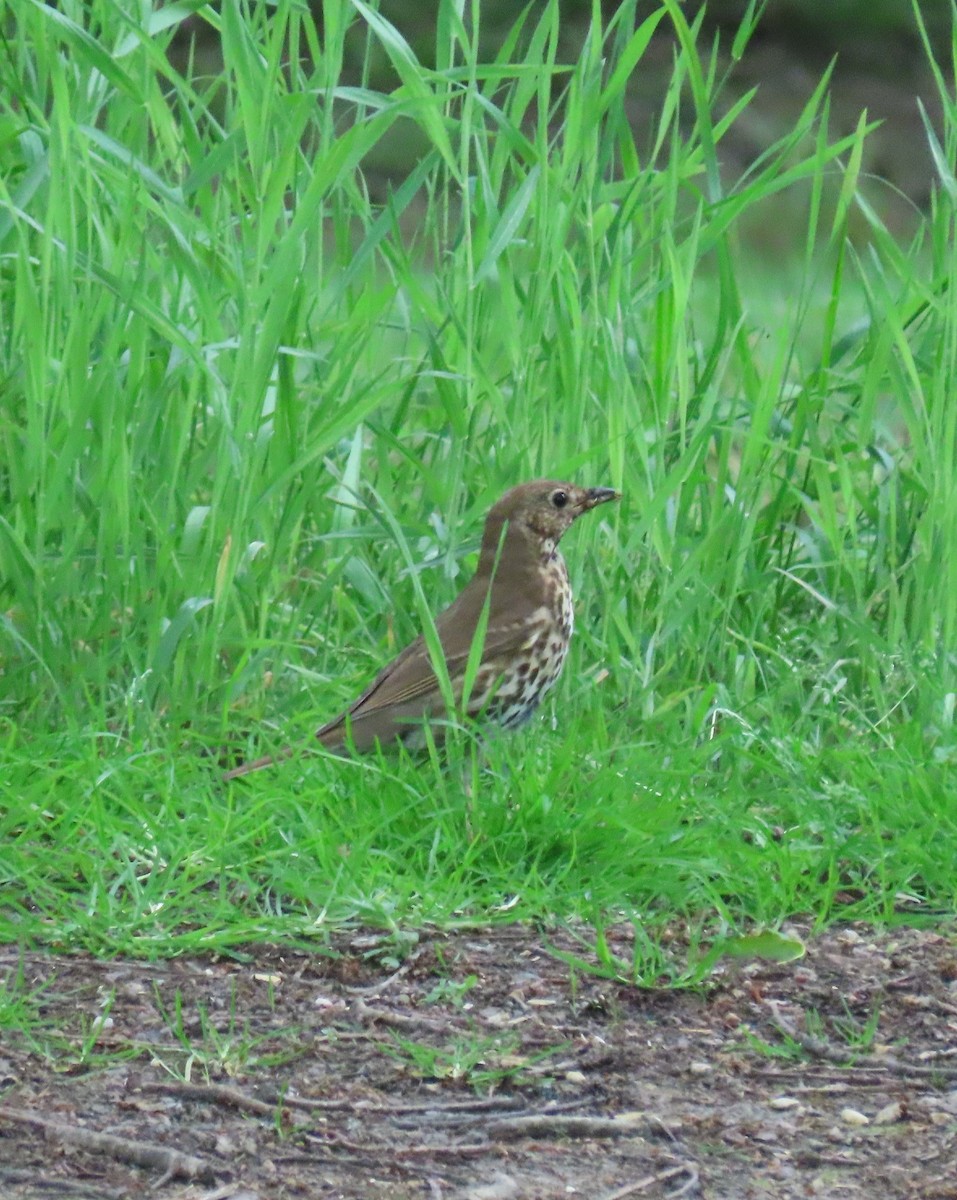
[689,1061,712,1075]
[840,1107,870,1126]
[769,1096,801,1110]
[874,1101,904,1125]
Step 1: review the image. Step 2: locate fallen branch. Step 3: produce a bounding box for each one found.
[269,1091,527,1115]
[394,1141,493,1158]
[769,1014,957,1077]
[351,999,451,1033]
[391,1098,591,1131]
[485,1113,649,1141]
[140,1080,279,1118]
[0,1166,126,1198]
[0,1106,216,1185]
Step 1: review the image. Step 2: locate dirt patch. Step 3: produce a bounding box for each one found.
[1,921,956,1199]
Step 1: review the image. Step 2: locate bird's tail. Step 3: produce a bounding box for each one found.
[223,725,348,780]
[223,745,293,781]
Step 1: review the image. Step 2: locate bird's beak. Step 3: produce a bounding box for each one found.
[584,487,620,509]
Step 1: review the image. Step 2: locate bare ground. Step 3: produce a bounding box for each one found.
[1,921,956,1199]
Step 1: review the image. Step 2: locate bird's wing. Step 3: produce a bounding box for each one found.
[315,580,541,745]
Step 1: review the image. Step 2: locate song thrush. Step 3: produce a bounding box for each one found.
[224,479,619,779]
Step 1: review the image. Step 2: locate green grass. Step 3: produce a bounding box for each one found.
[1,0,956,973]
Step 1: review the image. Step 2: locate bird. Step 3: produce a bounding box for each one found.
[224,479,619,779]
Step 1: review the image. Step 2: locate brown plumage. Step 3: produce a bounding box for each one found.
[224,480,619,779]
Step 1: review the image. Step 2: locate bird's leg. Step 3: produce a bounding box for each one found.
[462,740,482,841]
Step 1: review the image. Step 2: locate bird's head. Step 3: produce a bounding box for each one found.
[479,480,619,566]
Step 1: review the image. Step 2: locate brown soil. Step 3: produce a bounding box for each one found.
[1,921,956,1199]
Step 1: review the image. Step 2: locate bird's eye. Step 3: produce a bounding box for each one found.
[551,490,568,509]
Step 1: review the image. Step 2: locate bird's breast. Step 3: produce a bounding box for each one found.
[543,551,573,640]
[470,552,575,731]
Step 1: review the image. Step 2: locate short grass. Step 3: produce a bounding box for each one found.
[2,0,956,983]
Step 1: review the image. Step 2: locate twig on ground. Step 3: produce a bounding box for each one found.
[276,1092,527,1115]
[391,1098,591,1130]
[0,1106,217,1184]
[394,1141,494,1158]
[768,1012,957,1077]
[0,1167,126,1198]
[351,998,451,1033]
[140,1079,279,1118]
[304,1129,498,1163]
[669,1162,700,1198]
[600,1161,700,1200]
[301,1132,412,1170]
[485,1113,649,1141]
[343,966,409,997]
